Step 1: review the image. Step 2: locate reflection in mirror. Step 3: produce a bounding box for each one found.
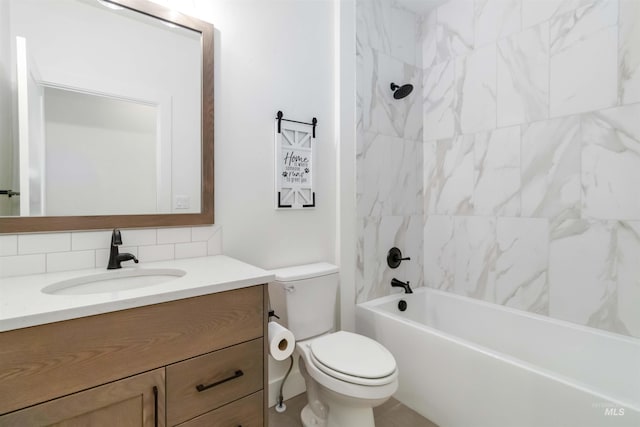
[0,0,205,219]
[44,88,160,216]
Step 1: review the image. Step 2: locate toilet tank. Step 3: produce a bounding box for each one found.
[268,263,339,341]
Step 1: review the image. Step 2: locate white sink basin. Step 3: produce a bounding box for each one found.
[42,268,186,295]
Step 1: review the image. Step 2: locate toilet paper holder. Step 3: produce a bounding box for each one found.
[268,310,280,320]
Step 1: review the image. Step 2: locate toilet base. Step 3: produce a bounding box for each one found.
[318,385,378,427]
[299,356,385,427]
[300,400,376,427]
[301,403,327,427]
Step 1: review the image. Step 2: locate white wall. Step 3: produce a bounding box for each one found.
[44,89,158,215]
[157,0,339,407]
[188,0,338,270]
[337,0,357,333]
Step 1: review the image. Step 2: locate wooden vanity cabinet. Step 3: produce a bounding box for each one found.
[0,368,166,427]
[0,285,268,426]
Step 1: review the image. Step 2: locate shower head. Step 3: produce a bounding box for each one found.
[390,82,413,100]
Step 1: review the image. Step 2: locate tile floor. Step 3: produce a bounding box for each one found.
[268,393,438,427]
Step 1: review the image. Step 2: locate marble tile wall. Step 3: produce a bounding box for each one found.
[421,0,640,338]
[356,0,424,303]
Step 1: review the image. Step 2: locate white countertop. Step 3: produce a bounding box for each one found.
[0,255,275,332]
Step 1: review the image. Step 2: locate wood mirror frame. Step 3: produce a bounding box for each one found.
[0,0,214,233]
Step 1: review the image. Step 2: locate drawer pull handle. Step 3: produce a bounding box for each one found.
[196,370,244,392]
[152,386,158,427]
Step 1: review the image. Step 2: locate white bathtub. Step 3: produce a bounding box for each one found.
[356,287,640,427]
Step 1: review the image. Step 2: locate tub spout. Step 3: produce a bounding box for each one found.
[391,278,413,294]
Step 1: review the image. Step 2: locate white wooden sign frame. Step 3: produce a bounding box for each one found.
[274,119,315,209]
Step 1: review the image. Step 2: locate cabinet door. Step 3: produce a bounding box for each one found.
[0,368,165,427]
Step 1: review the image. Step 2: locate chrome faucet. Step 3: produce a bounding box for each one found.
[107,228,139,269]
[391,278,413,294]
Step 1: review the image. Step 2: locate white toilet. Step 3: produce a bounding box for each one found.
[269,263,398,427]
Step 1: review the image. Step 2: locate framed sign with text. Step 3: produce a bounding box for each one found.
[274,114,316,209]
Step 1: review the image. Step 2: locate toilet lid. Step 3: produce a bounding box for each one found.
[310,331,396,380]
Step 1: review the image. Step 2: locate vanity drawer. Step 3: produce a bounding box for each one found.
[176,391,263,427]
[166,338,263,426]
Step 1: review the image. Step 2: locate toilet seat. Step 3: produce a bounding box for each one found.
[308,331,397,386]
[296,335,398,402]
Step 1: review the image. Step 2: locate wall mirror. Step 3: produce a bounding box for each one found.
[0,0,214,233]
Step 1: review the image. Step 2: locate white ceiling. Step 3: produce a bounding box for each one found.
[393,0,448,15]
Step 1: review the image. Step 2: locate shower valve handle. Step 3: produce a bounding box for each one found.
[387,247,410,269]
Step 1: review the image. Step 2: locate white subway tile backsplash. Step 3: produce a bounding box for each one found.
[157,227,191,244]
[72,230,111,251]
[0,225,223,278]
[175,241,208,259]
[207,229,223,256]
[138,244,175,263]
[192,225,222,256]
[47,250,95,273]
[190,225,218,242]
[18,233,70,254]
[121,229,156,246]
[0,235,17,256]
[0,254,46,278]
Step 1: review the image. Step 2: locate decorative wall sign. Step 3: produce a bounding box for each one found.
[275,111,316,209]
